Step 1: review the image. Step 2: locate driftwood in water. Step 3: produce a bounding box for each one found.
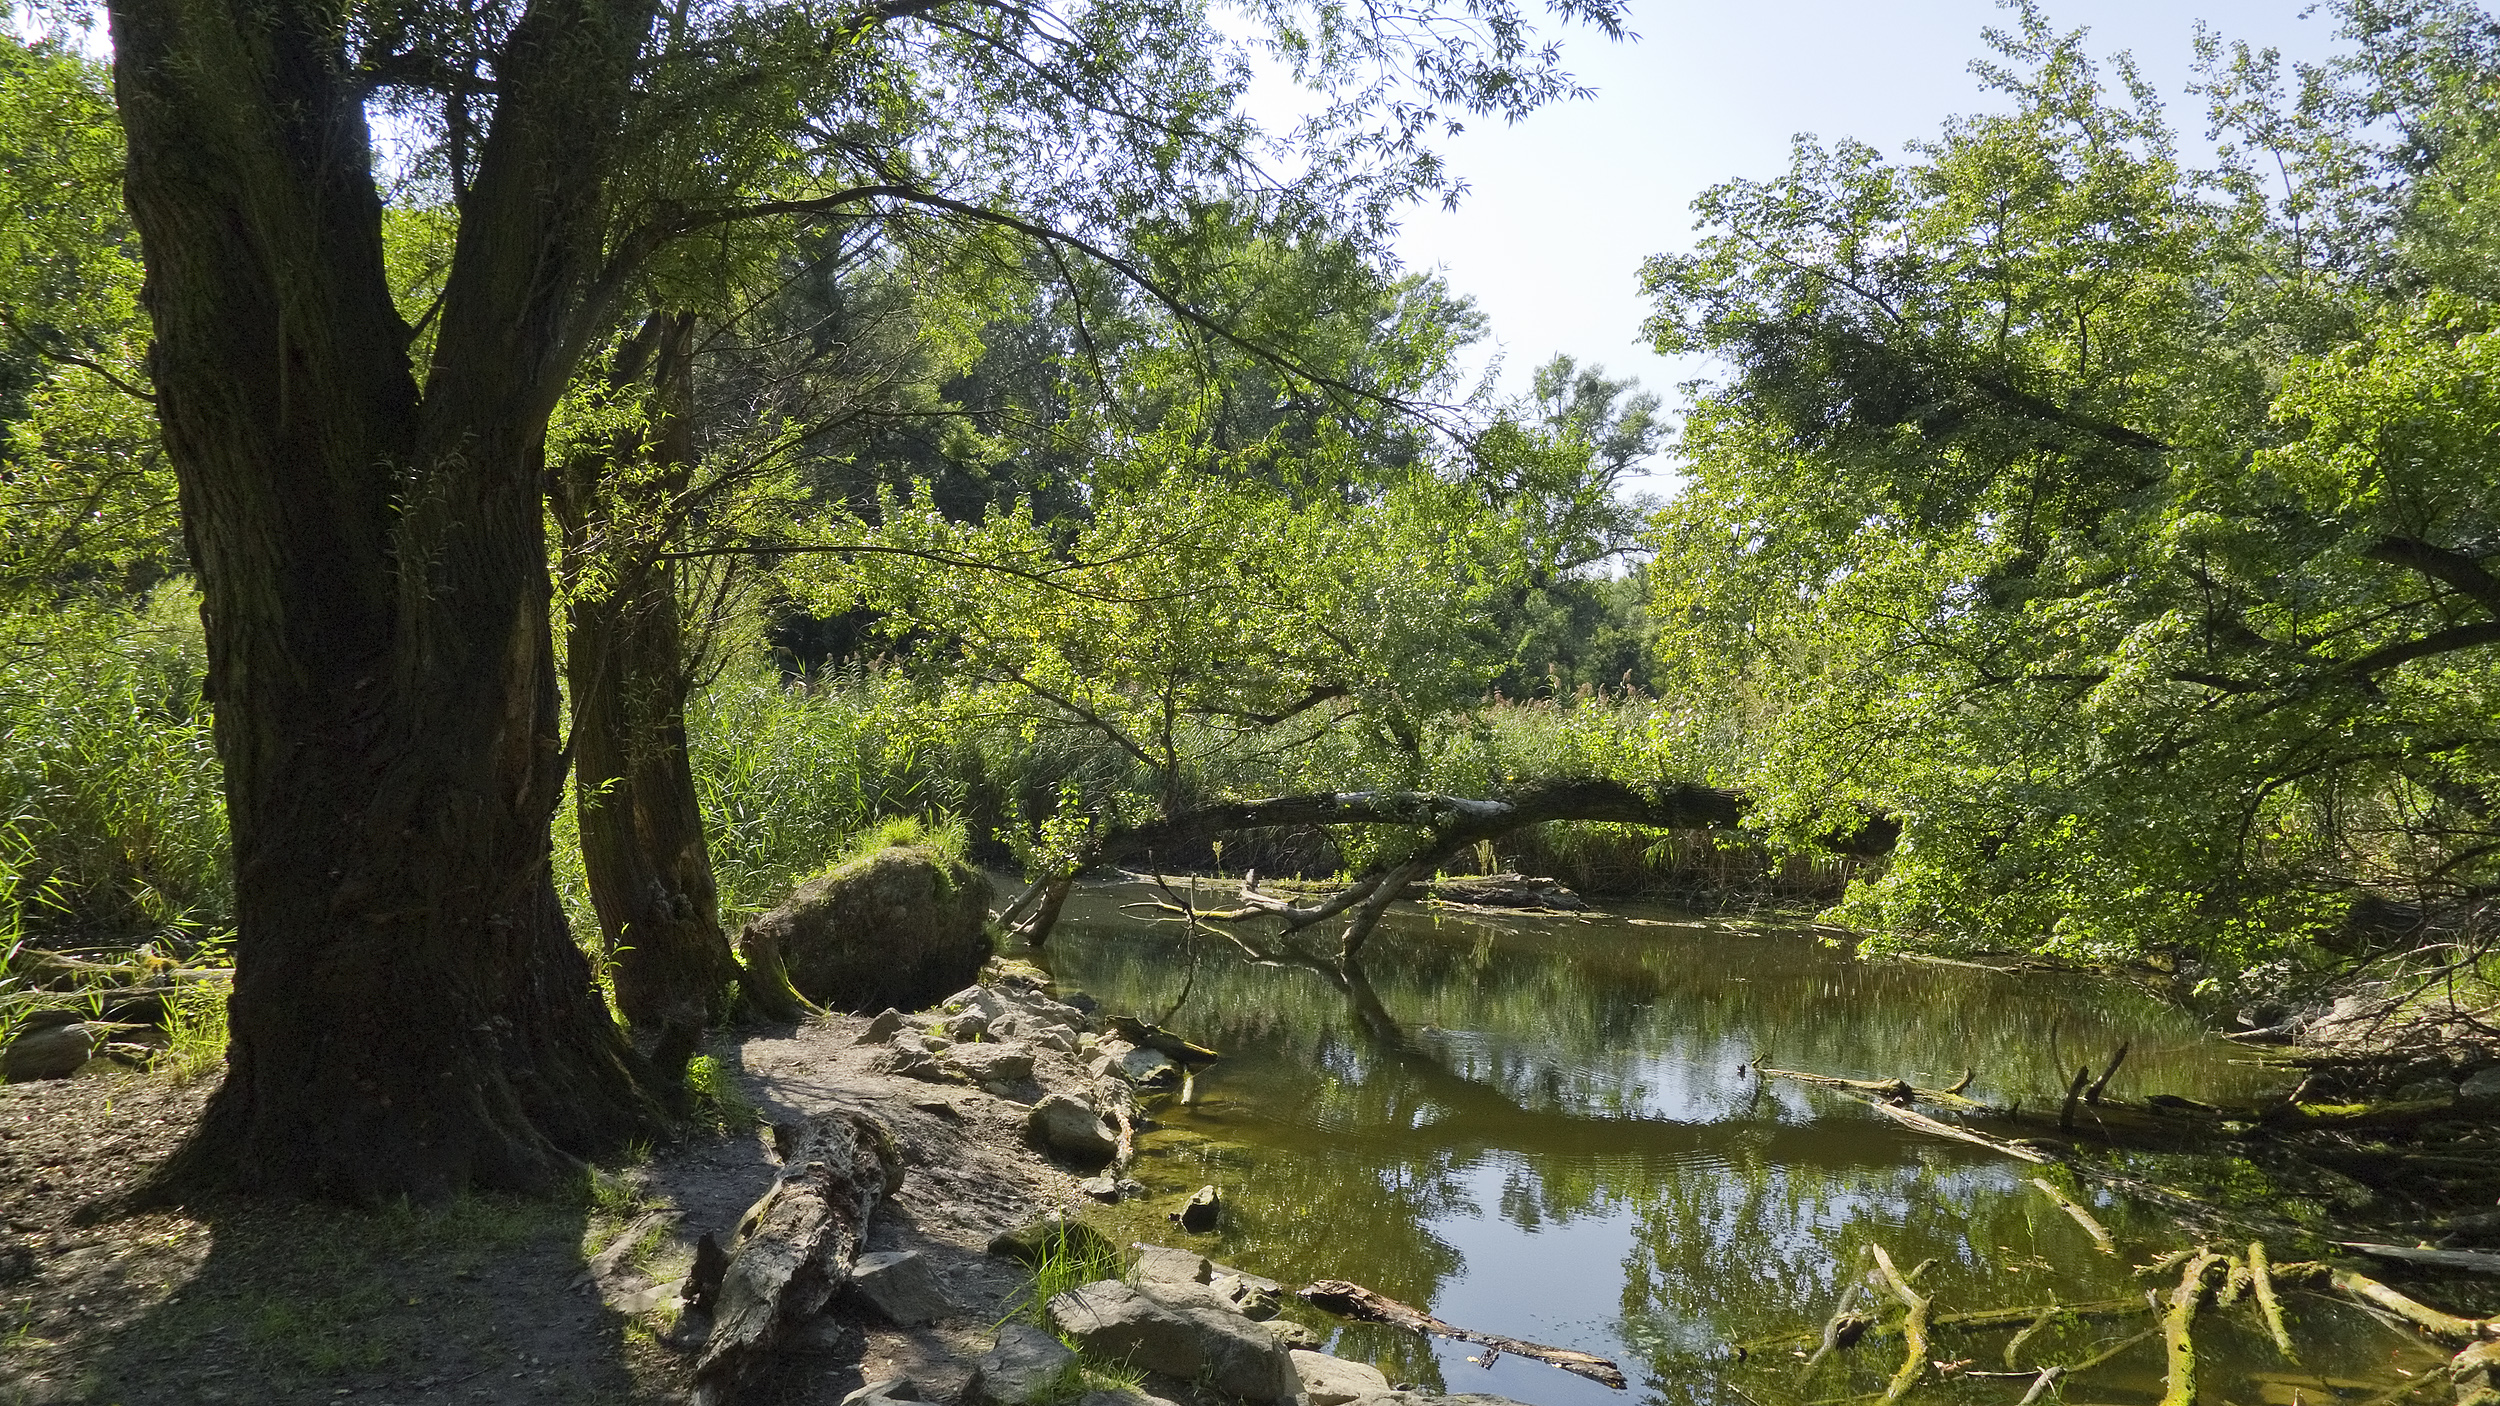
[2336,1243,2500,1277]
[1870,1246,1932,1405]
[2030,1177,2116,1253]
[1423,874,1586,911]
[1759,1066,1989,1112]
[2258,1261,2497,1344]
[2247,1242,2296,1361]
[2158,1250,2224,1406]
[1872,1100,2053,1163]
[1804,1273,1870,1368]
[1301,1278,1629,1389]
[692,1113,902,1406]
[1103,1014,1221,1063]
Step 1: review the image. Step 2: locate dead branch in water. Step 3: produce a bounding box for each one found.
[2030,1177,2116,1253]
[1301,1278,1629,1388]
[1872,1100,2055,1163]
[2159,1249,2223,1406]
[2248,1241,2295,1362]
[1870,1245,1932,1405]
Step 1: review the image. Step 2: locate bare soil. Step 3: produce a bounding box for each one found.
[0,1008,1106,1406]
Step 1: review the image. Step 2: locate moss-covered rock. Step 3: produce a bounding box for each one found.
[746,845,993,1013]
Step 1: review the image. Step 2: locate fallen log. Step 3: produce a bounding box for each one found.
[2159,1250,2223,1406]
[1804,1270,1869,1368]
[1423,874,1587,911]
[2248,1242,2296,1362]
[1741,1297,2150,1353]
[1871,1100,2053,1164]
[2266,1262,2494,1345]
[1301,1278,1628,1389]
[1103,1015,1221,1064]
[692,1112,901,1406]
[1761,1066,1990,1112]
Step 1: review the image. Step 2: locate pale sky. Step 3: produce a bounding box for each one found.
[1374,1,2355,486]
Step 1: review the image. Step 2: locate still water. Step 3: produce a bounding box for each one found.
[1037,887,2443,1406]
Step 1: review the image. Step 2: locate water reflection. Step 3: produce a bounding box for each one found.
[1043,891,2431,1406]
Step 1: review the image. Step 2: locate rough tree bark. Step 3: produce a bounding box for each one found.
[555,313,738,1056]
[554,313,815,1041]
[111,0,673,1197]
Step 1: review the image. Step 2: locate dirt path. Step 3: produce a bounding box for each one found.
[0,1003,1105,1406]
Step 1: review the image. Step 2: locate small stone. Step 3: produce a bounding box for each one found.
[944,1012,990,1042]
[1293,1350,1391,1406]
[1268,1319,1324,1350]
[967,1322,1078,1406]
[848,1250,954,1327]
[1114,1046,1182,1087]
[1210,1271,1282,1319]
[2392,1077,2456,1103]
[1029,1094,1120,1166]
[947,1042,1036,1084]
[856,1009,906,1045]
[613,1278,686,1315]
[3,1021,92,1082]
[1131,1243,1210,1285]
[2459,1065,2500,1104]
[1073,1392,1187,1406]
[841,1377,928,1406]
[1175,1185,1220,1234]
[1077,1175,1121,1202]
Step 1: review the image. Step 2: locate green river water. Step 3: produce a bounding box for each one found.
[1033,886,2448,1406]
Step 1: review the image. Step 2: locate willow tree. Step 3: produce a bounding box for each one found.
[100,0,1628,1195]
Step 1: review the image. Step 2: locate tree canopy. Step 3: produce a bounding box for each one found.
[1640,0,2500,971]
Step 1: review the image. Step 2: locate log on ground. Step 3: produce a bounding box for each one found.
[693,1112,902,1405]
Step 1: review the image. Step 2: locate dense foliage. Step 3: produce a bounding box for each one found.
[1640,0,2500,972]
[7,0,2494,1025]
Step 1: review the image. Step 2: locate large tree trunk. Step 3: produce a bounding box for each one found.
[555,315,813,1043]
[111,0,672,1198]
[556,314,740,1051]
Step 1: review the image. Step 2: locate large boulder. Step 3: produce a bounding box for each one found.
[745,845,994,1013]
[3,1015,92,1082]
[1047,1279,1299,1400]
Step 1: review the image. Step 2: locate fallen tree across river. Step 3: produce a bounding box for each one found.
[1003,776,1895,956]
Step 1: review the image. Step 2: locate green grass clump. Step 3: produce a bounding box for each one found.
[832,812,971,871]
[684,1053,759,1132]
[1011,1229,1127,1327]
[154,977,230,1082]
